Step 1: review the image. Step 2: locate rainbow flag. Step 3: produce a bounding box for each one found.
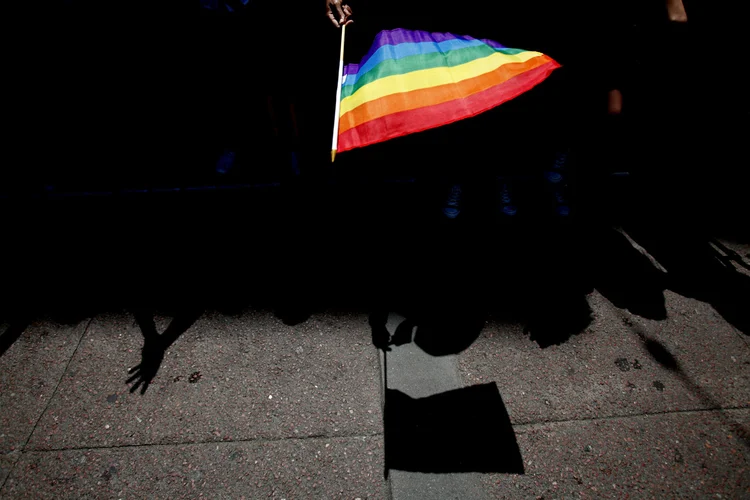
[337,28,560,153]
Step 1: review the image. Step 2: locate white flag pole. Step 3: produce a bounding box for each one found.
[331,23,347,162]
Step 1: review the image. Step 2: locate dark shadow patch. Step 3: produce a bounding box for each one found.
[413,309,486,357]
[625,224,750,336]
[384,382,524,476]
[524,292,594,348]
[391,318,416,347]
[127,307,203,395]
[593,227,667,321]
[0,320,30,358]
[643,337,679,371]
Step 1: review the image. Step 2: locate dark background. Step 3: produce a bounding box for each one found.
[1,0,746,318]
[3,0,746,192]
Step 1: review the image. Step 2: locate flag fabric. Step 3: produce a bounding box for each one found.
[337,28,560,153]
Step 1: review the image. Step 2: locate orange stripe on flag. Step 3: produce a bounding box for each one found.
[339,55,554,135]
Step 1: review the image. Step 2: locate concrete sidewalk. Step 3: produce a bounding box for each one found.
[1,241,749,498]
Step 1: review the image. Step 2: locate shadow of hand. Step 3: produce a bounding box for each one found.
[127,335,167,394]
[127,307,203,395]
[369,311,392,351]
[372,323,392,351]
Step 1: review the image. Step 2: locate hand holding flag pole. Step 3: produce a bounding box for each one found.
[331,23,346,162]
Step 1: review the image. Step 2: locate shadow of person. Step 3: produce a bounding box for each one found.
[367,283,486,356]
[412,303,486,356]
[522,290,593,348]
[367,222,595,353]
[368,311,393,351]
[591,226,668,320]
[403,233,490,356]
[624,223,750,336]
[510,225,595,348]
[127,307,203,394]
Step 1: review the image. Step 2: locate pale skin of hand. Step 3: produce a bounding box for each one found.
[324,0,686,27]
[326,0,353,28]
[609,0,688,115]
[666,0,688,23]
[608,89,623,115]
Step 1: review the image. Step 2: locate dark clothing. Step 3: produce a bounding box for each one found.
[19,1,317,192]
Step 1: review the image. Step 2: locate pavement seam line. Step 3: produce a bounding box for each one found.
[512,405,750,430]
[378,349,395,500]
[20,432,385,454]
[1,316,94,492]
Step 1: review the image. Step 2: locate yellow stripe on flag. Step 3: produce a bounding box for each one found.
[339,50,544,115]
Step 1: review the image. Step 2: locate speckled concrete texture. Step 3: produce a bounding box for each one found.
[4,435,386,499]
[479,409,750,498]
[0,320,89,486]
[25,310,382,451]
[458,290,750,424]
[2,249,749,499]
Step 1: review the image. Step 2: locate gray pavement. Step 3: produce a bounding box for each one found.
[27,311,381,451]
[382,313,490,500]
[1,239,749,499]
[0,320,89,487]
[459,290,750,424]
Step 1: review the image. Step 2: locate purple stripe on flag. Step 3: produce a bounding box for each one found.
[351,28,507,74]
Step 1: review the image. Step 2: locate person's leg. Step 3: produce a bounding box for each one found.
[537,68,578,219]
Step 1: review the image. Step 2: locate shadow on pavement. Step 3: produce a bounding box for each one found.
[127,307,204,394]
[624,222,750,336]
[1,181,748,359]
[383,383,524,477]
[0,320,31,358]
[591,227,668,321]
[614,306,750,451]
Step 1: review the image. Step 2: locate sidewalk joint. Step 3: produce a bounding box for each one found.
[19,431,384,455]
[0,317,94,492]
[513,405,750,430]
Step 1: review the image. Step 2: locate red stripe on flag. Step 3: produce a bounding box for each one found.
[339,55,553,136]
[338,61,560,152]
